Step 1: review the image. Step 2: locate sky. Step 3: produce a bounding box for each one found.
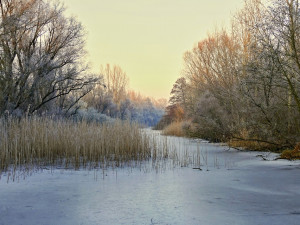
[62,0,245,99]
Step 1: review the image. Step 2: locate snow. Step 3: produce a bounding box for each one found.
[0,131,300,225]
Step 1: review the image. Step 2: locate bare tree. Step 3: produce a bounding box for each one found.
[158,0,299,147]
[0,0,98,115]
[100,64,128,106]
[182,30,245,139]
[243,0,300,145]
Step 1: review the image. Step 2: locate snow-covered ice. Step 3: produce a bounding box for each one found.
[0,132,300,225]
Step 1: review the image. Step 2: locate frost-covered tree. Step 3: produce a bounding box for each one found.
[169,77,187,107]
[242,0,300,145]
[0,0,98,115]
[171,0,300,147]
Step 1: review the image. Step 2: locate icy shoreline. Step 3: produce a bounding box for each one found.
[0,133,299,225]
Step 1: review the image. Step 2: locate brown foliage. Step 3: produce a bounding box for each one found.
[280,143,300,160]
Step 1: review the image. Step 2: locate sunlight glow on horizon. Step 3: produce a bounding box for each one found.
[62,0,245,99]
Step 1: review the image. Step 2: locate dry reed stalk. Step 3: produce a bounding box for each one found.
[0,116,222,181]
[0,116,151,180]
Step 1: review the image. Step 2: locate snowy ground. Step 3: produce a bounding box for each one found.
[0,131,300,225]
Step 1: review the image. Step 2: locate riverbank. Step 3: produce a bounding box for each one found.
[0,131,299,225]
[160,121,300,159]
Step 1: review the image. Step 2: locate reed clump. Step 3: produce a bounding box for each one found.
[0,116,151,179]
[162,122,185,137]
[0,116,226,181]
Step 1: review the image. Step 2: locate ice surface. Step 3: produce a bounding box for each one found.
[0,131,299,225]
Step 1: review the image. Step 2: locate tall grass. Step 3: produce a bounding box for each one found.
[0,116,151,180]
[0,117,234,181]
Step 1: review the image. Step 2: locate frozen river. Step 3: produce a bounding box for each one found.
[0,131,300,225]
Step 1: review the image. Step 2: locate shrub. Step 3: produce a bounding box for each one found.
[280,143,300,160]
[162,122,185,137]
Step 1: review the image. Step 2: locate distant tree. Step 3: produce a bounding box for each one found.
[169,77,187,109]
[119,98,132,120]
[155,78,187,129]
[153,98,168,110]
[100,64,128,106]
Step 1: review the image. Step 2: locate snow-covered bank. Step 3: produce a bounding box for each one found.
[0,132,299,225]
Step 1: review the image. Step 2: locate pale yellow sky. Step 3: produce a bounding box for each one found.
[62,0,245,99]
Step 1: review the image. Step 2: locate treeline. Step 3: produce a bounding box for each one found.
[80,64,166,127]
[158,0,300,150]
[0,0,165,126]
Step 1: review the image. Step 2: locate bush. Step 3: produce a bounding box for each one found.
[280,143,300,160]
[162,122,185,137]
